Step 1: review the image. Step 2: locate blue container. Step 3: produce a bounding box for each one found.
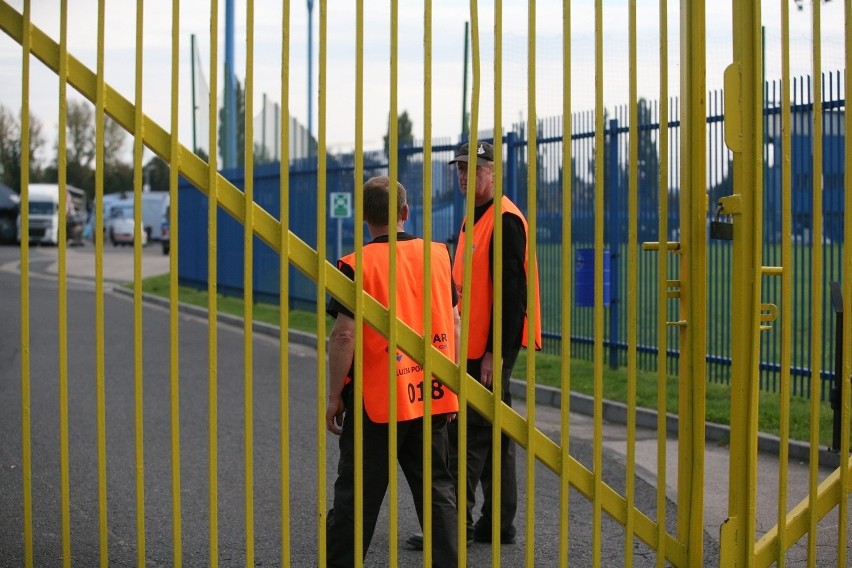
[575,248,611,308]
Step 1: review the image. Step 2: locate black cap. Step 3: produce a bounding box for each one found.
[448,141,494,165]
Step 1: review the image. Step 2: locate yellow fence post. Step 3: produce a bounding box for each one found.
[167,0,183,564]
[678,0,707,566]
[722,0,763,565]
[207,1,221,566]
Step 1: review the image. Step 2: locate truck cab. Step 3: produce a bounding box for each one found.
[17,184,86,245]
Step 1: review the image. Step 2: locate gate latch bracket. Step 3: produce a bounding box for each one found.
[710,194,742,241]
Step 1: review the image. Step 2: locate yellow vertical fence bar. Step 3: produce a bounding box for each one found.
[625,0,638,565]
[458,0,481,564]
[243,1,256,564]
[421,1,434,564]
[207,0,220,565]
[351,1,365,565]
[657,0,669,565]
[840,1,852,564]
[678,0,706,566]
[279,0,291,565]
[592,0,604,563]
[94,1,109,565]
[524,0,537,566]
[57,53,69,568]
[723,0,762,564]
[168,0,182,564]
[776,0,792,563]
[57,0,71,565]
[167,0,190,564]
[387,3,400,565]
[19,0,32,565]
[526,0,539,566]
[806,0,824,564]
[317,0,330,564]
[491,0,504,565]
[559,0,572,565]
[655,0,670,563]
[132,0,147,564]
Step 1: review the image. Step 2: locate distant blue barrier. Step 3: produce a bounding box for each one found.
[178,70,847,401]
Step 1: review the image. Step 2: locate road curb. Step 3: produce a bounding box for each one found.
[507,380,841,469]
[112,285,318,348]
[115,285,841,469]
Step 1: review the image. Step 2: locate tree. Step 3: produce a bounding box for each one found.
[0,104,46,191]
[144,156,170,193]
[63,100,95,194]
[61,99,130,198]
[383,110,414,155]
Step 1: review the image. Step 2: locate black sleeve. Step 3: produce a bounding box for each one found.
[487,213,527,355]
[326,261,355,319]
[447,245,459,307]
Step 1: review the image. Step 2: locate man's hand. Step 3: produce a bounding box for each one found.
[480,351,494,388]
[326,393,345,436]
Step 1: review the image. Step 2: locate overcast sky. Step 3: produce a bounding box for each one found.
[0,0,846,165]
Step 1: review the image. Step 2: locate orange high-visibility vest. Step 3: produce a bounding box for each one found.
[339,238,459,423]
[452,196,542,359]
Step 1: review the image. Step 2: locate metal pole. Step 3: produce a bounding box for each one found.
[830,281,843,451]
[606,118,620,370]
[191,34,197,155]
[307,0,314,153]
[262,92,267,160]
[461,21,469,140]
[336,217,342,264]
[224,0,237,168]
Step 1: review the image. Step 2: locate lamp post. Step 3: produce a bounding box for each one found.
[224,0,237,169]
[307,0,314,155]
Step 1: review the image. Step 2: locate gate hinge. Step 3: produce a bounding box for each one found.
[760,303,778,332]
[666,280,681,299]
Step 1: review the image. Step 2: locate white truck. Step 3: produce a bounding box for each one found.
[17,183,86,245]
[141,192,169,242]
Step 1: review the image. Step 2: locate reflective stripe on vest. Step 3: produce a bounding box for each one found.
[339,239,459,423]
[452,196,543,359]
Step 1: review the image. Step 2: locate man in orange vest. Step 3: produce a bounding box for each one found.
[325,176,461,567]
[409,140,542,549]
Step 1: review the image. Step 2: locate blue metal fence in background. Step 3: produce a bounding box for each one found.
[179,70,846,400]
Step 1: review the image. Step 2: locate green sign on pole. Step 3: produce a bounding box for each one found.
[330,192,352,219]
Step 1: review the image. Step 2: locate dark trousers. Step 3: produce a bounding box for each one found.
[327,388,458,567]
[450,356,518,535]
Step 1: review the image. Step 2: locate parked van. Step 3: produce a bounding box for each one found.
[17,184,86,245]
[141,192,169,242]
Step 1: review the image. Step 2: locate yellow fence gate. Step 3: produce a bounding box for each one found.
[1,0,850,566]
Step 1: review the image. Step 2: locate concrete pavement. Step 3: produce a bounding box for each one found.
[22,240,171,284]
[7,242,851,565]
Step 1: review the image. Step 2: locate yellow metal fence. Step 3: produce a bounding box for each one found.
[2,0,851,566]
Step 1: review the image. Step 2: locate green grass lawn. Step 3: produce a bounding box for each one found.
[513,350,836,447]
[137,273,839,447]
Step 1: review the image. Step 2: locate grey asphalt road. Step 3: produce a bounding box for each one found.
[0,243,720,566]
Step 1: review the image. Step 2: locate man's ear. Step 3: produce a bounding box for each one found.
[401,203,410,222]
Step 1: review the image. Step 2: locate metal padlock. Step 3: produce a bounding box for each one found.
[710,204,733,241]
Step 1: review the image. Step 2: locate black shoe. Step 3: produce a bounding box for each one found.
[472,521,516,544]
[405,533,424,550]
[405,531,474,551]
